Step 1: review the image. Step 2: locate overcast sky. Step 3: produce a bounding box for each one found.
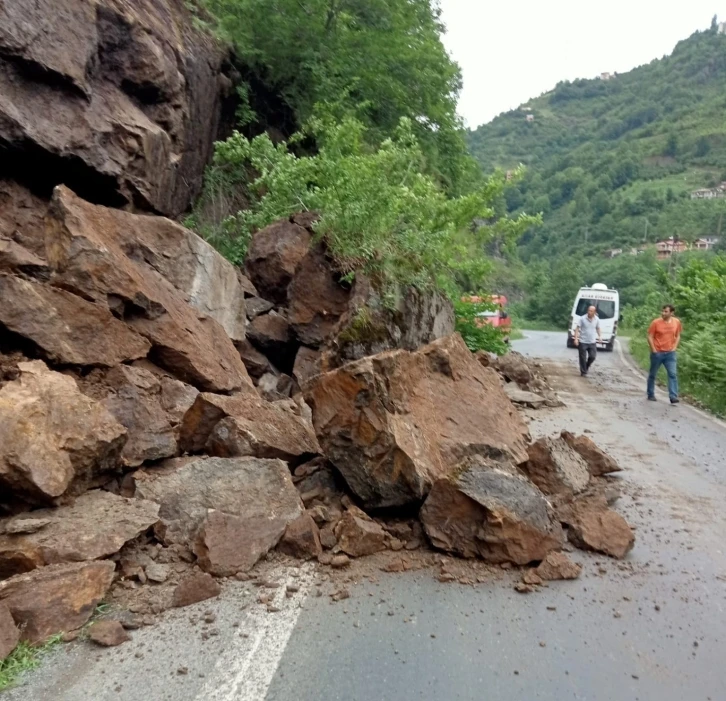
[439,1,725,128]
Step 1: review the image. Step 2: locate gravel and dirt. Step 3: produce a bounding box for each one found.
[6,331,726,701]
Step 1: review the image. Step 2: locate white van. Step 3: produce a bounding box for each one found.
[566,283,620,352]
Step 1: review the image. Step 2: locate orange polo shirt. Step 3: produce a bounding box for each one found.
[648,318,682,352]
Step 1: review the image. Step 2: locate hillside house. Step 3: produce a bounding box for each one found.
[603,248,623,258]
[719,21,726,34]
[600,72,612,81]
[693,237,720,250]
[690,182,726,199]
[655,237,689,259]
[525,114,535,122]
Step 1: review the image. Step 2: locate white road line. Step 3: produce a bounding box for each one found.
[195,563,315,701]
[615,339,726,430]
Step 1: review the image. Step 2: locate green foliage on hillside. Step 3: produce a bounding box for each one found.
[454,297,509,355]
[466,24,726,259]
[188,116,538,303]
[195,0,478,193]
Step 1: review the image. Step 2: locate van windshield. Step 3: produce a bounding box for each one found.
[576,298,616,320]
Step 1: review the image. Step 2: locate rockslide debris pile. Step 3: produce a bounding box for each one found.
[0,0,633,658]
[0,188,633,652]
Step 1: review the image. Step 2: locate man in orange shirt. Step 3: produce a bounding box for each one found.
[647,304,682,404]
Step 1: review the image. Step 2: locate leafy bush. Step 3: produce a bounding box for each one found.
[191,116,539,301]
[453,297,509,355]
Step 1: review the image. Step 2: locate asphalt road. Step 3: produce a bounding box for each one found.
[8,331,726,701]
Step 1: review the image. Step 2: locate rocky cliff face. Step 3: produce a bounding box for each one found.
[0,0,229,217]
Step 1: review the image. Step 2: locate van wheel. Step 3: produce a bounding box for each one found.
[605,340,615,352]
[566,336,575,349]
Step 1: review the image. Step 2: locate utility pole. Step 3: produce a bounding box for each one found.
[643,217,649,243]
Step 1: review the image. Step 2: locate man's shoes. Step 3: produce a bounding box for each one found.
[580,372,587,377]
[647,396,656,401]
[670,398,680,405]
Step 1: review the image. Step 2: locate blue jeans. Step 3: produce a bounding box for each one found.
[647,351,678,400]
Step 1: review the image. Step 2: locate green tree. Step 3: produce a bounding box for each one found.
[197,0,474,191]
[591,191,612,219]
[664,132,679,157]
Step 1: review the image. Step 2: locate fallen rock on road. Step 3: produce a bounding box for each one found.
[305,334,529,509]
[172,572,222,608]
[88,619,130,647]
[0,561,115,643]
[561,430,622,476]
[420,456,564,565]
[0,602,19,661]
[0,490,159,578]
[0,361,127,504]
[134,456,303,574]
[522,435,590,499]
[559,495,635,559]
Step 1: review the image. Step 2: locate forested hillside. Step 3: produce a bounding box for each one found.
[467,20,726,261]
[466,20,726,414]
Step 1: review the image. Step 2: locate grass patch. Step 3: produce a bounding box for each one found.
[0,635,63,692]
[509,328,525,341]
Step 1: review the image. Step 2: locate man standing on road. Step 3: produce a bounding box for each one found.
[647,304,681,404]
[574,305,602,377]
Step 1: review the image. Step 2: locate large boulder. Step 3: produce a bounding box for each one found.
[45,187,252,393]
[0,362,127,504]
[278,513,322,560]
[560,431,622,476]
[504,383,548,409]
[558,495,634,559]
[330,284,455,367]
[236,339,276,381]
[0,238,49,279]
[492,351,534,387]
[0,561,115,644]
[132,457,303,572]
[0,274,151,367]
[420,457,564,565]
[246,312,297,373]
[304,334,529,509]
[0,602,19,661]
[521,436,590,498]
[0,491,159,579]
[334,509,387,558]
[79,364,197,467]
[244,219,312,304]
[180,392,320,463]
[287,244,352,347]
[0,180,48,257]
[0,0,227,217]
